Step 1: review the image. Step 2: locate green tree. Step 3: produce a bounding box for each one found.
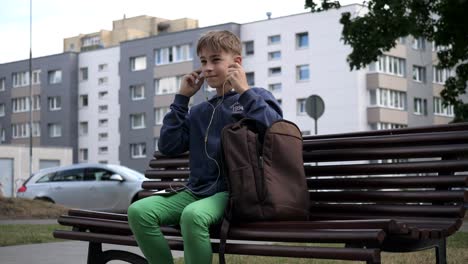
[305,0,468,122]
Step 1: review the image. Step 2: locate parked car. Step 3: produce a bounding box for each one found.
[16,163,148,212]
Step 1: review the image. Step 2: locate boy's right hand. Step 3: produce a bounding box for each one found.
[179,69,205,98]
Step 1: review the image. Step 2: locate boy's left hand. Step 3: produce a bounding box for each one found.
[227,63,250,94]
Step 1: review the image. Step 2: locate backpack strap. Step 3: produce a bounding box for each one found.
[218,217,230,264]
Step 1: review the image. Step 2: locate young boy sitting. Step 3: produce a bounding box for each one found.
[128,30,283,264]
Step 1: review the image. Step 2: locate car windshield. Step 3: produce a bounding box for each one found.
[108,165,146,179]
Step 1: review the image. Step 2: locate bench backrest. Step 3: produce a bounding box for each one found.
[142,123,468,222]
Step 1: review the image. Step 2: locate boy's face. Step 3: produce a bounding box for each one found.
[199,48,240,89]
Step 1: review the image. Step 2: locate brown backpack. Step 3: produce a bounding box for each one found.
[219,118,309,263]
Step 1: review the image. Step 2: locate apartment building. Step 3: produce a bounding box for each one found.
[0,53,79,161]
[78,47,120,164]
[64,15,198,52]
[1,4,464,173]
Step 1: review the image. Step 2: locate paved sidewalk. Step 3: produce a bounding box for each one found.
[0,241,183,264]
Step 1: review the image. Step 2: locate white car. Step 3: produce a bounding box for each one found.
[17,163,148,212]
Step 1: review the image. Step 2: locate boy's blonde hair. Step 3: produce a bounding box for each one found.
[196,30,242,56]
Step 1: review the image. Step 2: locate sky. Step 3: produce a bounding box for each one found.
[0,0,360,64]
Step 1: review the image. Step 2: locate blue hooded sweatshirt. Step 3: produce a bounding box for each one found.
[158,87,283,197]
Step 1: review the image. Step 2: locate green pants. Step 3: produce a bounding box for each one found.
[128,190,228,264]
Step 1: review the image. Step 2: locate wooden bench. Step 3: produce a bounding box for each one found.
[53,122,468,264]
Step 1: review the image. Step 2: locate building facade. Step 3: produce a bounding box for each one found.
[0,53,79,161]
[78,47,121,164]
[1,4,464,173]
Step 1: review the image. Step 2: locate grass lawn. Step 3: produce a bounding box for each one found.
[0,224,70,246]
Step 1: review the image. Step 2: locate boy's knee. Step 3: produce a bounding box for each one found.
[127,201,143,224]
[180,206,208,228]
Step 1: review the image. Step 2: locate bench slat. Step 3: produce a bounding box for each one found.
[144,170,190,179]
[303,144,468,162]
[310,204,465,218]
[309,190,467,203]
[308,175,468,189]
[303,131,468,150]
[304,160,468,176]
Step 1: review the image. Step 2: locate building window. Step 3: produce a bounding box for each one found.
[48,70,62,84]
[12,96,40,113]
[268,67,281,76]
[296,32,309,48]
[411,37,425,50]
[277,99,282,107]
[12,71,29,87]
[370,122,408,130]
[155,44,193,65]
[130,56,147,71]
[79,148,88,161]
[268,35,281,45]
[130,143,146,159]
[245,72,255,87]
[243,41,254,56]
[155,107,170,125]
[98,64,108,72]
[433,97,454,117]
[412,65,426,83]
[99,105,108,113]
[32,95,40,110]
[79,122,88,136]
[98,77,108,86]
[13,122,41,138]
[98,133,108,141]
[372,55,406,77]
[32,70,41,84]
[0,77,6,91]
[98,91,108,99]
[130,113,146,129]
[130,84,145,100]
[98,119,108,127]
[12,97,28,113]
[268,83,282,93]
[413,98,428,115]
[296,65,310,81]
[98,146,108,155]
[175,44,193,62]
[79,94,88,108]
[268,51,281,60]
[0,103,5,116]
[369,88,407,110]
[48,96,61,111]
[433,67,452,84]
[297,99,306,115]
[79,67,88,81]
[82,36,100,47]
[11,123,29,138]
[48,123,62,138]
[155,76,182,95]
[32,122,40,137]
[1,128,5,143]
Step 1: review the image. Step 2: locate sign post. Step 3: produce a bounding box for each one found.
[305,95,325,135]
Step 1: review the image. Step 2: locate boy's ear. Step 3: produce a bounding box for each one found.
[234,56,242,65]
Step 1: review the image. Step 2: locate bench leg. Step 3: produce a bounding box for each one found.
[87,241,148,264]
[435,238,447,264]
[88,242,104,264]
